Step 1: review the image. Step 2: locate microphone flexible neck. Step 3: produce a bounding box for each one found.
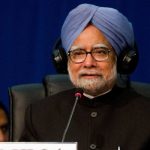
[61,91,82,142]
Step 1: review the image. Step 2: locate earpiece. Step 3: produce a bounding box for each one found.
[52,39,68,74]
[52,38,139,74]
[117,44,139,74]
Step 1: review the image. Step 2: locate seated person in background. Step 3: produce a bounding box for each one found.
[20,3,150,150]
[0,102,9,141]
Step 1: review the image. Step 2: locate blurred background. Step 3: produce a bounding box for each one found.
[0,0,150,110]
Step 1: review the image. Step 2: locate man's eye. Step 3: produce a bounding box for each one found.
[72,50,85,55]
[95,50,107,54]
[94,47,109,54]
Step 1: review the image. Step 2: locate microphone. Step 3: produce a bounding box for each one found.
[61,89,83,142]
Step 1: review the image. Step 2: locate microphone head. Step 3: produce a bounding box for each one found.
[75,88,83,99]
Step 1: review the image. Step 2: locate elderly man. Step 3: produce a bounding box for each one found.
[20,4,150,150]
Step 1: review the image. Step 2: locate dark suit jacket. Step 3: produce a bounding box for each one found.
[20,87,150,150]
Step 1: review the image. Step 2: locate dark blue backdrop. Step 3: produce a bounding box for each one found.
[0,0,150,109]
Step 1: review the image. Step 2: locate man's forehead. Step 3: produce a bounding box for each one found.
[70,43,109,51]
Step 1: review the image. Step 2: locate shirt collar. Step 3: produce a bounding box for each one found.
[83,89,112,99]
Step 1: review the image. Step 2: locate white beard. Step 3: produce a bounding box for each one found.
[68,64,117,96]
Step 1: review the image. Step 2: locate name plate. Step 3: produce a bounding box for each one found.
[0,142,77,150]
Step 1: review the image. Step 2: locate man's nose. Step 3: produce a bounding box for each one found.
[83,53,97,67]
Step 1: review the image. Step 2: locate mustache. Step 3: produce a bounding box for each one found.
[78,70,103,76]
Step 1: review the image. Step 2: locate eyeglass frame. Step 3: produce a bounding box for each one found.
[67,46,112,63]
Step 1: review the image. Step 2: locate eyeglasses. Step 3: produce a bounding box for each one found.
[68,47,111,63]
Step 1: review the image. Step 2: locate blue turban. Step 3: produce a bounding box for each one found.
[61,3,134,55]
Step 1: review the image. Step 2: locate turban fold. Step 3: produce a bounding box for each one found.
[61,3,134,55]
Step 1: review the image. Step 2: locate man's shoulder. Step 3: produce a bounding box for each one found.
[127,87,150,103]
[113,87,150,113]
[30,88,75,110]
[121,87,150,113]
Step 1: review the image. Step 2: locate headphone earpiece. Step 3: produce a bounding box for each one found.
[117,44,139,74]
[52,38,139,75]
[52,39,68,74]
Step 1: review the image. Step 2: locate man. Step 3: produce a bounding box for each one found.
[0,102,9,141]
[20,4,150,150]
